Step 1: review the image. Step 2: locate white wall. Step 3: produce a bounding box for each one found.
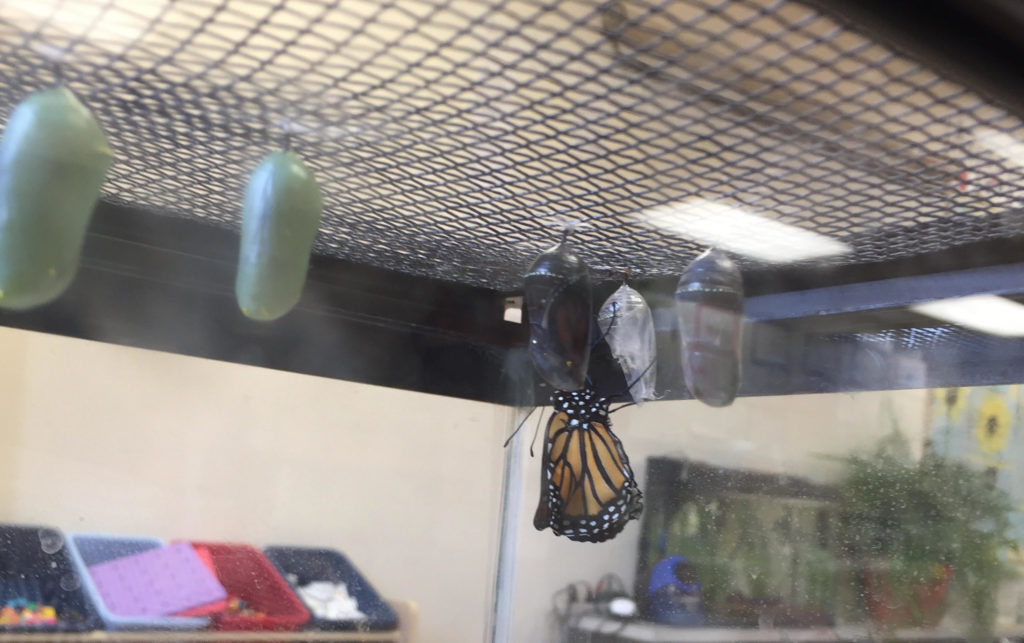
[0,326,509,643]
[507,389,930,642]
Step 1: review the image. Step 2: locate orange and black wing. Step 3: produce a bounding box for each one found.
[533,410,643,543]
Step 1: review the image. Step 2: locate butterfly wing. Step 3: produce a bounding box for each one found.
[534,406,643,543]
[533,410,567,532]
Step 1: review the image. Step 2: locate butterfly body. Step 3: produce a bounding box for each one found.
[533,387,643,543]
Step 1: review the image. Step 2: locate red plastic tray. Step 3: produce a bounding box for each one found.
[182,542,309,631]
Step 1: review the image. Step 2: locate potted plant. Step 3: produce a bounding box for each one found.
[834,431,1015,639]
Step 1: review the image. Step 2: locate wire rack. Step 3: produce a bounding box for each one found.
[2,0,1023,289]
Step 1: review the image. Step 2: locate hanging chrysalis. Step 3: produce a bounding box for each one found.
[675,249,744,407]
[598,283,656,404]
[236,149,323,321]
[0,86,112,310]
[523,242,592,391]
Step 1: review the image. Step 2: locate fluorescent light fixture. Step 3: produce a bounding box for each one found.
[910,295,1024,337]
[974,127,1024,168]
[640,199,852,263]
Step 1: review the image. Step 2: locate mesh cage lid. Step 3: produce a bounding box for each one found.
[2,0,1023,290]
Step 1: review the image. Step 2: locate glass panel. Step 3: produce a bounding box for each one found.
[505,387,1024,641]
[0,2,1021,643]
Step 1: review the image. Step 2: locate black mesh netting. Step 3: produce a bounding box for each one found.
[2,0,1023,289]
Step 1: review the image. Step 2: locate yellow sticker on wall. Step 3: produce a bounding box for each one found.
[975,394,1011,454]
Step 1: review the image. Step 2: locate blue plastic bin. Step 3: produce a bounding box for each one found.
[263,546,397,631]
[66,533,209,630]
[0,524,98,632]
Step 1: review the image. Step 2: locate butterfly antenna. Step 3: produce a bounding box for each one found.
[503,406,538,447]
[609,401,636,414]
[529,410,545,457]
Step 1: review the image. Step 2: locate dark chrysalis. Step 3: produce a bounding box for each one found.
[524,242,592,391]
[674,248,744,407]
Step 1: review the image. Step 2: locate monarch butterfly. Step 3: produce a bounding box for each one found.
[533,387,643,543]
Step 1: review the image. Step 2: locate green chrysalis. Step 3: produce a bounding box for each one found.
[236,150,323,321]
[0,87,113,310]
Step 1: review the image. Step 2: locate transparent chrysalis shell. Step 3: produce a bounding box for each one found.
[597,284,656,404]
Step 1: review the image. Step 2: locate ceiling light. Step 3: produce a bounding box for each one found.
[974,127,1024,169]
[640,199,852,263]
[6,2,169,48]
[910,295,1024,337]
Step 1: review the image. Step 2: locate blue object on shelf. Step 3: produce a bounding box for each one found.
[0,524,98,632]
[648,587,706,626]
[648,555,701,595]
[264,546,398,632]
[647,555,705,627]
[66,533,210,631]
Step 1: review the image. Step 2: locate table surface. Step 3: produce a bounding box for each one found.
[568,614,1024,642]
